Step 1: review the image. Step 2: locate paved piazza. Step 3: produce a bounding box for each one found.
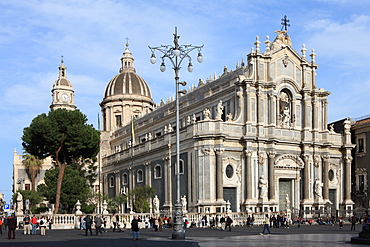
[0,224,365,247]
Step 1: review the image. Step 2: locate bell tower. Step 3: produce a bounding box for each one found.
[50,57,77,111]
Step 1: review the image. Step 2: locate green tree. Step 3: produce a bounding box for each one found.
[106,195,127,213]
[22,108,100,213]
[23,154,43,191]
[128,185,155,213]
[12,190,44,212]
[38,166,91,213]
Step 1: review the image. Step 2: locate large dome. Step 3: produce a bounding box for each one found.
[104,71,151,98]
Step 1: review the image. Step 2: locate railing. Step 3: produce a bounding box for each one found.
[15,208,367,230]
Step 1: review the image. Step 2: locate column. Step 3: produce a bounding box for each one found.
[244,150,253,201]
[267,151,276,200]
[246,85,251,123]
[302,154,310,200]
[163,156,172,208]
[322,155,329,200]
[215,148,224,201]
[344,156,353,201]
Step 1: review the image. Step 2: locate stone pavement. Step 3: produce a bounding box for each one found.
[0,224,365,247]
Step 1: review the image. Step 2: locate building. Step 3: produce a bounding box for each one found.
[100,29,355,214]
[351,115,370,209]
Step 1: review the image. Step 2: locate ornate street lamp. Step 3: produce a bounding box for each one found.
[149,27,203,239]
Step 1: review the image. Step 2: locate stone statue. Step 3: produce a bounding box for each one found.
[181,195,187,212]
[344,117,351,134]
[153,195,160,213]
[203,108,211,120]
[282,106,290,127]
[216,100,224,120]
[314,178,323,198]
[285,194,291,210]
[16,192,23,214]
[329,124,335,133]
[258,176,268,199]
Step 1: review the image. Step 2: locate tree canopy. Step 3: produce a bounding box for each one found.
[22,108,100,213]
[128,185,155,213]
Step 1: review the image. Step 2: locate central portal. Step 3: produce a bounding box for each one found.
[279,179,292,211]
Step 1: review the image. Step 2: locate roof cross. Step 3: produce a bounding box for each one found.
[281,15,290,32]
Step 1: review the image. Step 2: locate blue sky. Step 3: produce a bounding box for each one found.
[1,0,370,204]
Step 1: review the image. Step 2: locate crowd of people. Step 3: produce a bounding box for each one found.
[1,212,370,241]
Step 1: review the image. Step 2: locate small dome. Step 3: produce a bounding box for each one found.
[104,71,151,98]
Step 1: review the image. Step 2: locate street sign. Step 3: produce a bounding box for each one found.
[4,204,10,212]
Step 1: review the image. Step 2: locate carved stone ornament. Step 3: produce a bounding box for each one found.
[202,148,212,156]
[203,108,211,120]
[258,151,266,165]
[313,155,321,168]
[274,154,304,169]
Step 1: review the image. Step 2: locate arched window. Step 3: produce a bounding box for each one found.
[137,170,143,182]
[109,176,114,187]
[122,173,128,185]
[179,159,184,174]
[154,165,161,179]
[279,89,292,127]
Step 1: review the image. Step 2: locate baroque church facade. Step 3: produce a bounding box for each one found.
[99,29,355,214]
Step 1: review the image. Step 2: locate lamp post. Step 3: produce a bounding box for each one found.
[149,27,203,239]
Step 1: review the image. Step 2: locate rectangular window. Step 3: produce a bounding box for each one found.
[25,184,30,191]
[115,115,122,128]
[358,138,364,153]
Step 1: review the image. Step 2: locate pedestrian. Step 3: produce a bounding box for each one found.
[158,216,164,231]
[0,216,3,235]
[7,214,17,240]
[31,215,38,235]
[84,215,93,236]
[4,215,8,231]
[225,216,233,231]
[251,214,255,228]
[111,214,117,232]
[220,216,226,230]
[154,217,159,231]
[168,217,173,228]
[131,216,141,240]
[260,214,271,235]
[338,217,343,229]
[102,217,107,232]
[94,216,103,235]
[23,214,31,235]
[48,217,53,230]
[38,216,47,236]
[351,215,357,231]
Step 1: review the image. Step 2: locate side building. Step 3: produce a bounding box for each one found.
[100,29,355,215]
[351,115,370,210]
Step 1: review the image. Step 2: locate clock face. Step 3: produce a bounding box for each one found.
[61,93,69,102]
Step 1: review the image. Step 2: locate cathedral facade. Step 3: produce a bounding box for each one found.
[100,30,355,214]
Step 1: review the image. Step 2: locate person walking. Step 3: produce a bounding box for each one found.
[84,215,93,236]
[94,216,103,235]
[225,216,233,231]
[260,214,271,235]
[7,214,17,240]
[38,216,47,236]
[131,216,141,240]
